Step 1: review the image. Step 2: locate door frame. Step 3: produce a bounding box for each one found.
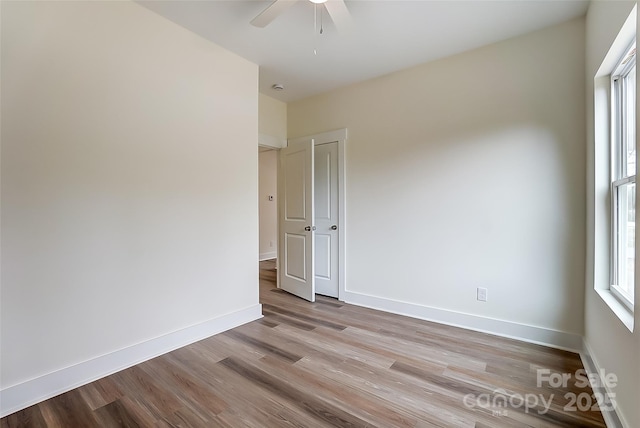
[282,129,347,301]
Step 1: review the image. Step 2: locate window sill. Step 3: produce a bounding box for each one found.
[596,288,635,332]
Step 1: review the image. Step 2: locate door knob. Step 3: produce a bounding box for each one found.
[330,225,338,230]
[304,226,316,231]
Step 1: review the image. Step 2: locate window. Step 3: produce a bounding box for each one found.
[611,42,636,310]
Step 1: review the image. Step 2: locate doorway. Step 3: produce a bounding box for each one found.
[258,146,278,262]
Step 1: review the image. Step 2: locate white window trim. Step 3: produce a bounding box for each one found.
[595,288,634,331]
[593,4,636,332]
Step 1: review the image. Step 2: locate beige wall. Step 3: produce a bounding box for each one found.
[585,2,640,427]
[259,150,278,259]
[259,93,287,141]
[1,0,258,393]
[289,18,586,335]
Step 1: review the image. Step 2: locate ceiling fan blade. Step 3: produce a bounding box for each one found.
[251,0,296,28]
[323,0,352,31]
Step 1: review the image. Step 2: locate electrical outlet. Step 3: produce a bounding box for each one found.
[477,287,487,302]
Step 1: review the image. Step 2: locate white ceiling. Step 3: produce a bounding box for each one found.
[139,0,589,103]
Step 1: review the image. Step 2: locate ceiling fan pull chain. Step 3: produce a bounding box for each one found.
[314,3,318,55]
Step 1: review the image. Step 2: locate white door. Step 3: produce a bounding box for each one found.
[278,140,315,302]
[314,142,339,297]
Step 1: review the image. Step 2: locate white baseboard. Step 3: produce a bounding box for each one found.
[0,304,262,418]
[259,252,277,261]
[343,290,583,352]
[580,340,627,428]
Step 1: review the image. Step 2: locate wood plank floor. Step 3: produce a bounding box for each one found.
[2,260,606,427]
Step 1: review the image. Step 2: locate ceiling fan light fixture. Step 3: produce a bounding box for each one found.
[309,0,327,4]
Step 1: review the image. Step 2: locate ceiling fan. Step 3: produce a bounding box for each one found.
[250,0,351,31]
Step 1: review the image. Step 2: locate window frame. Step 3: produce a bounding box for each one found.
[610,41,636,311]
